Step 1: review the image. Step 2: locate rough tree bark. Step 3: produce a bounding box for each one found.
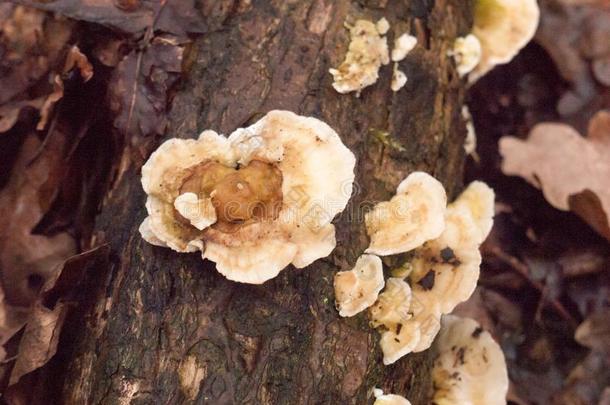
[42,0,471,403]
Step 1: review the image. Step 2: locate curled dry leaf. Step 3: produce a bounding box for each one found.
[8,304,65,386]
[7,245,109,387]
[500,111,610,240]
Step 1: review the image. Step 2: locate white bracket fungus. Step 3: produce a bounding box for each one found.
[432,315,509,405]
[373,388,412,405]
[470,0,540,82]
[390,33,416,92]
[365,178,495,364]
[140,110,356,284]
[391,63,408,92]
[461,106,479,161]
[391,33,417,63]
[334,254,385,317]
[450,34,482,77]
[369,278,422,365]
[365,172,447,256]
[329,19,390,95]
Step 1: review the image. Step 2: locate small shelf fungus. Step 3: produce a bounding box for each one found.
[363,177,495,364]
[373,388,412,405]
[370,278,421,365]
[139,110,356,284]
[365,172,447,256]
[391,63,408,92]
[450,34,482,77]
[334,254,385,317]
[432,315,509,405]
[470,0,540,81]
[391,33,417,63]
[329,18,390,95]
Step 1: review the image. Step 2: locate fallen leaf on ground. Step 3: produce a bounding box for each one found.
[500,111,610,241]
[8,303,65,386]
[0,132,76,308]
[535,0,610,115]
[108,35,184,138]
[7,245,109,386]
[36,46,94,131]
[575,310,610,352]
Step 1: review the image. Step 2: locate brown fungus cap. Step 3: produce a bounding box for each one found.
[140,110,356,284]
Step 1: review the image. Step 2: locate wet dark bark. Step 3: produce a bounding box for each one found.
[47,1,471,404]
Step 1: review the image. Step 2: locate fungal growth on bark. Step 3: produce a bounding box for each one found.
[369,278,421,365]
[360,176,495,364]
[391,63,408,92]
[470,0,540,81]
[140,110,356,284]
[432,315,509,405]
[373,388,412,405]
[365,172,447,256]
[450,34,482,77]
[390,33,417,92]
[391,33,417,63]
[334,254,385,317]
[329,18,390,95]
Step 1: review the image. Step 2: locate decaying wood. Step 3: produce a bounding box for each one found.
[41,1,471,403]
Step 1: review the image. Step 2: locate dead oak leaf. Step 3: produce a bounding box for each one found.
[500,111,610,241]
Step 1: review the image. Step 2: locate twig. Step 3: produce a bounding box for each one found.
[484,245,578,327]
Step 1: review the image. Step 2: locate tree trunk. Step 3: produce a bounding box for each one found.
[43,1,471,403]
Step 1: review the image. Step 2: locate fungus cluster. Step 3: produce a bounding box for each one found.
[333,172,495,365]
[450,0,539,81]
[329,18,390,95]
[432,315,509,405]
[330,18,417,94]
[140,110,356,284]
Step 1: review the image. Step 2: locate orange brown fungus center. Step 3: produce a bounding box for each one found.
[179,159,283,226]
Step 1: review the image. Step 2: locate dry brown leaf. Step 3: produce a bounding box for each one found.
[63,46,94,82]
[8,303,65,386]
[575,310,610,352]
[0,133,76,307]
[3,245,109,390]
[109,35,184,138]
[0,6,73,106]
[36,75,65,131]
[535,1,610,115]
[0,98,44,133]
[500,111,610,240]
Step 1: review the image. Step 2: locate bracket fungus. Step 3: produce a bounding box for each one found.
[373,388,412,405]
[364,178,494,364]
[365,172,447,256]
[450,34,482,77]
[470,0,540,81]
[432,315,509,405]
[370,278,422,365]
[391,33,417,63]
[334,254,385,317]
[329,19,390,95]
[140,110,356,284]
[391,63,408,92]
